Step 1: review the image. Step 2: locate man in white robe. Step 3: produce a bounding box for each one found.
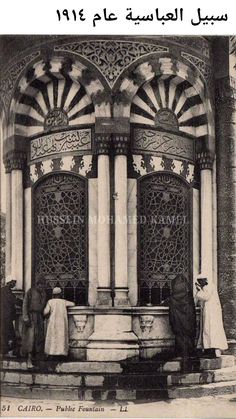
[44,287,75,357]
[195,276,228,357]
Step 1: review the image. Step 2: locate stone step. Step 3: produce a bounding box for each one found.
[2,380,236,401]
[2,366,236,390]
[168,380,236,399]
[2,355,234,375]
[122,355,235,373]
[1,360,123,374]
[0,383,168,401]
[3,368,236,387]
[1,370,168,389]
[167,366,236,386]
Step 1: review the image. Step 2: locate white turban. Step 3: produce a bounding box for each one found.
[52,287,62,295]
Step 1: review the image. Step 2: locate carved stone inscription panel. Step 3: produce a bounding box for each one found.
[132,129,195,161]
[30,129,92,161]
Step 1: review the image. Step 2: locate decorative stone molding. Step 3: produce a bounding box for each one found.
[140,315,154,333]
[131,154,196,184]
[181,52,211,82]
[113,135,129,155]
[0,51,40,113]
[95,134,111,155]
[197,151,214,170]
[30,129,92,161]
[55,41,168,88]
[4,151,27,172]
[25,154,94,186]
[132,129,195,161]
[73,315,87,333]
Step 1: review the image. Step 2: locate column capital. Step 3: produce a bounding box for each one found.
[113,134,129,156]
[4,150,27,172]
[95,134,111,155]
[196,151,214,170]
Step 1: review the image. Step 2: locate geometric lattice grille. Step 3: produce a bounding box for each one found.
[34,173,88,304]
[138,173,191,305]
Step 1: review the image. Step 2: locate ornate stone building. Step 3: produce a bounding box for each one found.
[0,36,235,360]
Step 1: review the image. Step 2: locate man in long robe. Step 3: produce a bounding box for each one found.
[44,287,74,359]
[195,277,228,357]
[21,280,46,368]
[0,280,17,355]
[169,274,196,359]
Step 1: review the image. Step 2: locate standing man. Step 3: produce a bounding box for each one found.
[0,280,18,356]
[44,287,75,360]
[169,274,196,369]
[195,276,228,357]
[21,279,46,368]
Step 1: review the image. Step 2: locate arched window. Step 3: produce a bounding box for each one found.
[33,172,88,304]
[138,172,192,305]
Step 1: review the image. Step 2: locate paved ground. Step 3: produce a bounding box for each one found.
[1,394,236,418]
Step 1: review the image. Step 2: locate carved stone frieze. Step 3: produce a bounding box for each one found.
[55,41,168,87]
[30,129,92,161]
[132,129,195,161]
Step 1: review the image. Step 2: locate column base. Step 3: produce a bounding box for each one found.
[87,314,139,361]
[114,287,130,307]
[96,287,112,306]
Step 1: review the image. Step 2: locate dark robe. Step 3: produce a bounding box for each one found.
[0,285,17,354]
[169,275,196,358]
[21,287,46,357]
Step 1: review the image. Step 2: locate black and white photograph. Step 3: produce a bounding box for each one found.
[0,8,236,417]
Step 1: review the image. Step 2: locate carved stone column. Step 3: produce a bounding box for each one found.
[95,135,112,306]
[197,152,214,281]
[113,135,130,306]
[7,151,26,290]
[3,160,12,281]
[215,76,236,354]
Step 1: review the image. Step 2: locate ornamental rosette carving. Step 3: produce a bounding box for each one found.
[55,41,168,87]
[0,51,40,112]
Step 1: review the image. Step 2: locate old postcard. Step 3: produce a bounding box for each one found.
[0,12,236,419]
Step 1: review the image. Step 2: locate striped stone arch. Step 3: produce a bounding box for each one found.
[114,57,215,153]
[8,56,111,138]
